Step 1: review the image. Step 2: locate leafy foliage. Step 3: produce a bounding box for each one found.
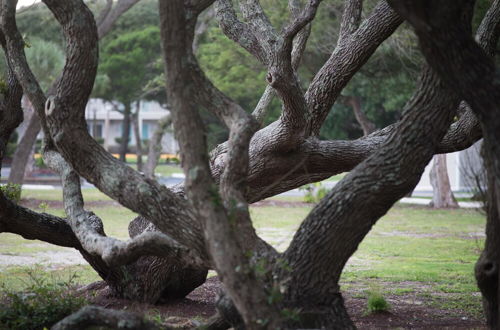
[24,38,65,92]
[299,182,328,203]
[0,183,22,203]
[98,26,162,104]
[0,272,87,330]
[366,289,390,314]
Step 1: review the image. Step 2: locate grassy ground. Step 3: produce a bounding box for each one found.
[129,164,182,177]
[0,190,486,318]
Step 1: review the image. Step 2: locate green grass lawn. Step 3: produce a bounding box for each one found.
[0,191,486,317]
[128,164,182,177]
[21,188,113,202]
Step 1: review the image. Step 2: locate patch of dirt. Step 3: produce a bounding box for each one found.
[19,198,120,209]
[85,277,486,329]
[0,250,86,268]
[88,277,220,325]
[346,293,485,329]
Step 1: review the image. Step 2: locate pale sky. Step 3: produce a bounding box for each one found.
[17,0,40,9]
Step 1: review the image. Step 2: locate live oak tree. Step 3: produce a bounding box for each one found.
[0,0,498,329]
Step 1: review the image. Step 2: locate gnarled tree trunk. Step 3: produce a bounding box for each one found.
[430,154,459,208]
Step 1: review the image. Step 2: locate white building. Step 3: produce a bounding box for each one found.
[84,99,178,154]
[414,141,483,193]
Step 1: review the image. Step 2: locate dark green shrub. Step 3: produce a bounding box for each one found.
[0,183,22,203]
[168,157,180,165]
[6,131,18,158]
[298,182,328,203]
[0,272,87,330]
[366,290,390,314]
[35,156,46,168]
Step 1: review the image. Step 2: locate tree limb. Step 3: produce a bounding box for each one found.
[215,0,267,64]
[159,1,281,326]
[97,0,142,39]
[52,305,160,330]
[305,0,403,135]
[0,31,23,167]
[338,0,363,42]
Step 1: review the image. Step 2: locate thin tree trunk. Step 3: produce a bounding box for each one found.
[133,101,143,172]
[8,113,41,185]
[345,95,376,135]
[119,102,131,163]
[430,154,459,208]
[23,143,36,178]
[144,115,171,179]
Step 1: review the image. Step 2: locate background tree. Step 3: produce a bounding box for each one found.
[7,37,63,185]
[97,26,162,161]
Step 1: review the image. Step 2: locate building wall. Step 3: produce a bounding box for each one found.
[414,140,483,192]
[85,99,178,154]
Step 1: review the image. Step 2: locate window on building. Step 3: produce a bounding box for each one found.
[88,122,103,138]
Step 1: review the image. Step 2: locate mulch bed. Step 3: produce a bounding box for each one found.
[87,277,485,329]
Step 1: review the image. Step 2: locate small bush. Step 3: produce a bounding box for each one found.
[0,183,22,203]
[0,272,87,330]
[299,182,328,203]
[167,157,180,165]
[366,290,390,314]
[35,156,46,168]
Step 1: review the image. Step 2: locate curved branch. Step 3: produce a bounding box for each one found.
[52,306,160,330]
[0,32,23,166]
[160,1,281,327]
[305,0,403,135]
[283,65,459,307]
[477,0,500,57]
[215,0,267,64]
[0,0,50,136]
[0,191,81,249]
[239,0,278,54]
[338,0,363,41]
[283,0,321,41]
[97,0,142,39]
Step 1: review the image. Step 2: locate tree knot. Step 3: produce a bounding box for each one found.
[45,96,56,116]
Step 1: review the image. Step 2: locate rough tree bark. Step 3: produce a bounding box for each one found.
[0,31,23,169]
[430,154,459,209]
[387,0,500,327]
